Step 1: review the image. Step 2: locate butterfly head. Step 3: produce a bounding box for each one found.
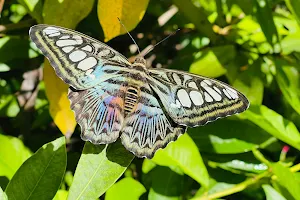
[134,57,146,66]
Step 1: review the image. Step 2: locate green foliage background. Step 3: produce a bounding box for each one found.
[1,0,300,199]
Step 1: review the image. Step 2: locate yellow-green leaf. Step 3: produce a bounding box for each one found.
[42,0,94,134]
[43,61,76,135]
[98,0,149,41]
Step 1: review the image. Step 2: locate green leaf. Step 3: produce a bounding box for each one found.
[17,0,43,23]
[253,0,280,47]
[152,134,209,188]
[53,190,69,200]
[275,58,300,115]
[105,177,146,200]
[148,166,184,200]
[239,105,300,150]
[172,0,217,42]
[0,134,32,180]
[67,141,134,200]
[262,184,287,200]
[189,45,236,78]
[285,0,300,26]
[271,163,300,200]
[5,137,67,200]
[0,187,8,200]
[189,119,272,154]
[281,32,300,55]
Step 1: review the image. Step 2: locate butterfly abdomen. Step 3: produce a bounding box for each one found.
[124,86,140,115]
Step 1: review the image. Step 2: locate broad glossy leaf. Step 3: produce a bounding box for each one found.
[189,45,236,78]
[0,134,32,180]
[5,137,67,200]
[67,141,134,200]
[262,184,287,200]
[173,0,217,42]
[148,166,184,200]
[285,0,300,26]
[239,105,300,150]
[105,177,146,200]
[152,134,209,188]
[189,119,272,154]
[42,0,94,135]
[271,162,300,200]
[275,59,300,116]
[98,0,149,41]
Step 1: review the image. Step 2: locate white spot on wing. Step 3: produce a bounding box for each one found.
[172,73,181,85]
[62,46,74,53]
[201,81,222,101]
[82,45,93,52]
[56,40,78,47]
[213,86,221,94]
[60,35,70,39]
[188,81,198,90]
[48,32,60,37]
[43,27,60,35]
[204,92,213,102]
[77,57,98,70]
[190,91,204,105]
[69,50,87,62]
[203,80,213,85]
[177,89,192,107]
[226,87,239,99]
[223,89,232,99]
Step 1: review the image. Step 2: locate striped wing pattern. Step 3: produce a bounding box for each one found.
[148,69,249,127]
[29,24,250,159]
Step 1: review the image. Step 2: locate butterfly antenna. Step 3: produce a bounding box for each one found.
[141,28,180,57]
[117,17,141,55]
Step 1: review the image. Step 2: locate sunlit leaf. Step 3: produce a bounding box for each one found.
[98,0,149,41]
[285,0,300,26]
[262,184,287,200]
[41,0,94,135]
[152,134,209,188]
[53,190,69,200]
[105,177,146,200]
[67,141,134,200]
[271,162,300,200]
[0,187,8,200]
[5,137,67,200]
[17,0,43,22]
[281,32,300,54]
[0,134,32,180]
[240,105,300,150]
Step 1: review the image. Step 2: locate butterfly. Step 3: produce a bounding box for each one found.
[29,24,249,158]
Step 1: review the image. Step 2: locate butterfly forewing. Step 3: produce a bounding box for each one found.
[29,24,131,89]
[148,68,249,127]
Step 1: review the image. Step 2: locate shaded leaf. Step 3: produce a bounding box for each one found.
[271,162,300,200]
[148,166,183,200]
[0,134,32,180]
[98,0,149,42]
[5,137,67,200]
[17,0,43,22]
[152,134,209,188]
[173,0,217,42]
[189,119,272,154]
[67,141,134,200]
[105,177,146,200]
[262,184,287,200]
[240,105,300,150]
[275,58,300,115]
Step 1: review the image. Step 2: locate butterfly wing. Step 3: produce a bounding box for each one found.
[148,68,249,127]
[68,76,126,144]
[120,83,186,158]
[29,24,131,89]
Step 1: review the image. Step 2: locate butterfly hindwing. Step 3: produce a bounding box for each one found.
[29,24,131,89]
[148,68,249,127]
[120,82,186,158]
[68,77,126,144]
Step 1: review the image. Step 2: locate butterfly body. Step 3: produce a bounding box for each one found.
[30,24,249,158]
